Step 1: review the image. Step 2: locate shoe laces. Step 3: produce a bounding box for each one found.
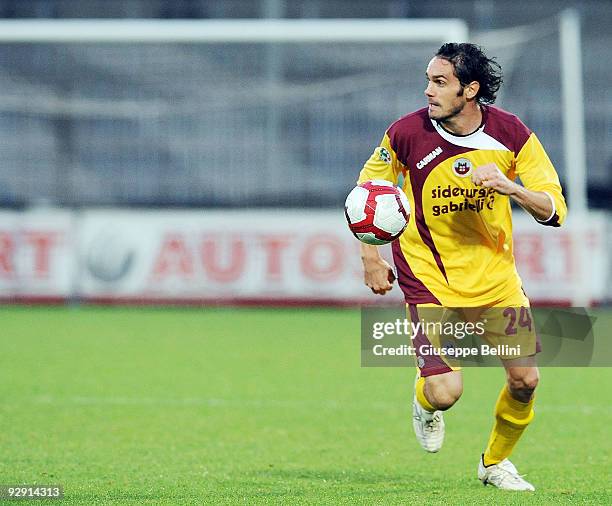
[423,413,441,432]
[491,461,528,486]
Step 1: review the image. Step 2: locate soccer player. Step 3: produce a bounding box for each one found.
[357,43,566,491]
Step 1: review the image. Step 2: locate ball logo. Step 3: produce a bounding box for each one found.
[452,158,472,178]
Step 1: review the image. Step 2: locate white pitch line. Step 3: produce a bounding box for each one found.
[27,395,403,411]
[21,395,612,414]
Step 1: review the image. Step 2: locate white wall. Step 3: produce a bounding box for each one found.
[0,209,608,305]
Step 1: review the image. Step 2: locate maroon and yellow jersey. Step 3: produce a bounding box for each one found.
[358,105,567,306]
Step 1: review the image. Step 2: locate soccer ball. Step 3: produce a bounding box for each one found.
[344,180,410,245]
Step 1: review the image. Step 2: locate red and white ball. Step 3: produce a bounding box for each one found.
[344,180,410,245]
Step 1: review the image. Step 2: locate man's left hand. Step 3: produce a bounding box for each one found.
[471,163,517,195]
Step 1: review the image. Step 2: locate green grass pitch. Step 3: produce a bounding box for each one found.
[1,306,611,505]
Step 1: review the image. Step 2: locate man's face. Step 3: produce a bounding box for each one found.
[424,57,467,122]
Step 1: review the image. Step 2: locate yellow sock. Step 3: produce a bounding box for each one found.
[483,385,535,466]
[415,375,436,412]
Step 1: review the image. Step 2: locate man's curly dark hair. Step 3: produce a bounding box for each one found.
[435,43,503,104]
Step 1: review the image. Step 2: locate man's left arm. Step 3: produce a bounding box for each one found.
[472,133,567,227]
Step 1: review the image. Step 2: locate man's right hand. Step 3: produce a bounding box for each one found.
[360,244,395,295]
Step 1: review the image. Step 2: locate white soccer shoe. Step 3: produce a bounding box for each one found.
[412,393,445,453]
[478,454,535,491]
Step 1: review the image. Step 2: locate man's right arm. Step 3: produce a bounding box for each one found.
[360,243,395,295]
[357,132,401,185]
[357,131,403,295]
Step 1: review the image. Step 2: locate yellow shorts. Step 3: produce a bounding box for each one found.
[408,290,540,377]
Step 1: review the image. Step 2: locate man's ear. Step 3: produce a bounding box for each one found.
[464,81,480,100]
